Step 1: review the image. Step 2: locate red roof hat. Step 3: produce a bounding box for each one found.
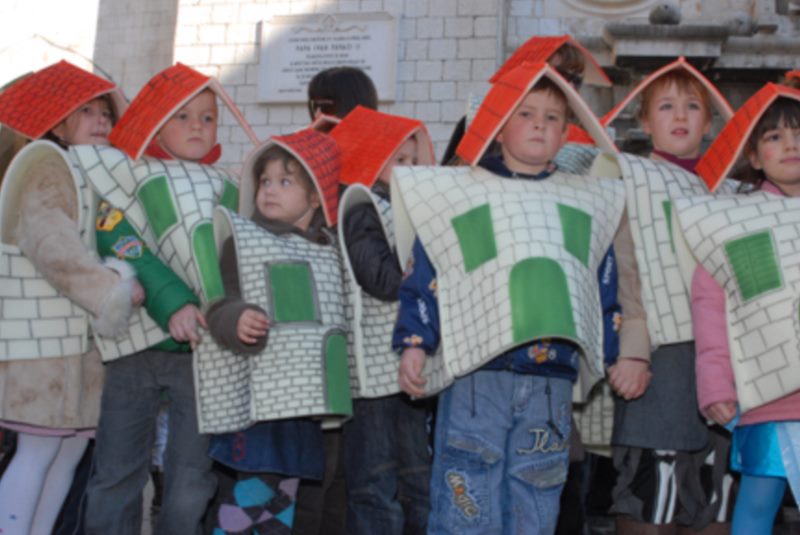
[0,60,126,140]
[697,83,800,192]
[490,35,612,87]
[456,62,617,166]
[785,70,800,83]
[329,106,435,188]
[109,63,258,161]
[240,129,341,226]
[601,56,733,127]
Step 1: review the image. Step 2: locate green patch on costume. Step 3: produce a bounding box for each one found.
[510,257,576,343]
[662,200,674,253]
[268,263,317,322]
[452,203,497,273]
[111,235,144,259]
[324,333,353,416]
[192,222,224,301]
[219,180,239,212]
[137,176,178,240]
[725,231,782,301]
[557,203,592,266]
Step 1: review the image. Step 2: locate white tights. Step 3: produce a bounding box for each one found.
[0,433,88,535]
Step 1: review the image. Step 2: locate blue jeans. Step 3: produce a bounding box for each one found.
[343,394,432,535]
[428,371,571,535]
[85,350,215,535]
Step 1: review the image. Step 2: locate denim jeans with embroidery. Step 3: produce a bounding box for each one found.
[427,370,571,535]
[343,394,432,535]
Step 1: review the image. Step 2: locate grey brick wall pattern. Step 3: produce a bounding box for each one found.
[674,193,800,413]
[68,145,237,360]
[612,153,717,346]
[554,143,600,175]
[194,207,350,433]
[0,142,96,360]
[340,186,403,399]
[573,381,615,449]
[393,166,625,395]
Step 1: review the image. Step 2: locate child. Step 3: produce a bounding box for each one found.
[83,63,256,534]
[392,61,640,534]
[307,66,378,119]
[0,61,138,535]
[331,106,436,534]
[597,57,737,533]
[678,84,800,534]
[193,128,344,533]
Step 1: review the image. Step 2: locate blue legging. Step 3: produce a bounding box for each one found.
[732,474,786,535]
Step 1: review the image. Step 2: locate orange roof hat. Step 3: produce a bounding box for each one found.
[697,83,800,192]
[786,70,800,82]
[601,56,733,127]
[239,129,341,226]
[109,63,258,160]
[0,60,126,140]
[490,35,611,87]
[329,106,435,188]
[456,61,617,166]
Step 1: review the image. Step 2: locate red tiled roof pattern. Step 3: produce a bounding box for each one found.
[697,83,800,191]
[490,36,568,84]
[0,60,116,140]
[330,106,428,188]
[567,124,595,146]
[274,129,341,225]
[109,63,209,159]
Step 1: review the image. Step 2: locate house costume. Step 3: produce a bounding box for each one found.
[331,106,436,535]
[597,57,737,530]
[79,63,258,535]
[391,62,628,534]
[674,84,800,505]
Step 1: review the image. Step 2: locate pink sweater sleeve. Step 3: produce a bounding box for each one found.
[691,264,738,415]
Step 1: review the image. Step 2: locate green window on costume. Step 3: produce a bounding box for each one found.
[662,200,675,253]
[324,333,353,416]
[268,263,318,322]
[138,175,178,240]
[452,203,497,273]
[192,222,225,302]
[725,231,783,301]
[509,258,576,343]
[557,203,592,266]
[219,180,239,212]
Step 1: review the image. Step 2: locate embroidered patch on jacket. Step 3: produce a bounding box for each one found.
[96,202,124,231]
[404,334,423,347]
[428,278,438,296]
[446,470,480,519]
[112,235,144,259]
[613,311,622,332]
[527,342,555,364]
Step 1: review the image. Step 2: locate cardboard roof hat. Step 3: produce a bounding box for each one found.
[239,128,341,225]
[696,82,800,192]
[329,106,435,188]
[601,56,734,127]
[456,61,617,166]
[109,63,259,161]
[490,35,612,88]
[0,60,127,140]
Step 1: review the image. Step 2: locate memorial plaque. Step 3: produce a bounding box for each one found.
[258,13,397,103]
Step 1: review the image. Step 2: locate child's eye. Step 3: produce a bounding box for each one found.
[518,111,531,118]
[280,178,292,187]
[547,114,561,122]
[658,103,672,111]
[202,114,216,124]
[176,112,189,121]
[688,102,701,111]
[762,131,781,143]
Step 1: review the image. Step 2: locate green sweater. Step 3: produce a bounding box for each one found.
[95,202,198,353]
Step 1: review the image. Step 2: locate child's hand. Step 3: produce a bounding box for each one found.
[707,401,737,426]
[399,348,427,398]
[131,279,145,307]
[237,309,270,345]
[608,358,652,400]
[168,304,207,349]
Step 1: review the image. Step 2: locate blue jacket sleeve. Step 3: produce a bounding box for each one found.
[391,237,440,355]
[598,245,621,367]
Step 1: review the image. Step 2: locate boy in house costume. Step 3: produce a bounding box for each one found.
[331,105,436,534]
[391,61,641,533]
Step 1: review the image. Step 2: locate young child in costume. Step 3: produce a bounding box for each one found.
[83,63,257,535]
[331,106,436,535]
[192,128,346,534]
[392,61,641,534]
[0,61,139,535]
[677,84,800,534]
[596,58,737,533]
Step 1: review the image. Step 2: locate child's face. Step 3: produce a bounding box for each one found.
[157,90,218,161]
[256,159,321,230]
[749,119,800,195]
[51,98,113,146]
[377,137,418,185]
[641,82,710,159]
[496,90,569,175]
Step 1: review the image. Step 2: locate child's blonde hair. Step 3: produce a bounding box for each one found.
[638,70,712,122]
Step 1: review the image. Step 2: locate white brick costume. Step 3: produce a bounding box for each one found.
[194,207,352,433]
[392,166,625,397]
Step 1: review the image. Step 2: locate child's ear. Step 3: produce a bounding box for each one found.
[748,150,763,170]
[702,117,711,136]
[640,116,652,135]
[51,121,66,141]
[310,191,321,209]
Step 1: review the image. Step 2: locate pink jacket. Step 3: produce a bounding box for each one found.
[692,181,800,426]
